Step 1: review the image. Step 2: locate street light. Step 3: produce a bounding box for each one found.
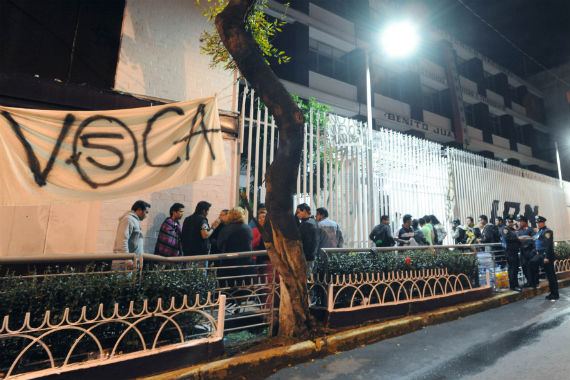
[366,20,419,233]
[380,21,420,59]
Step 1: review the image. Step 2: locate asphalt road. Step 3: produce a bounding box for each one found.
[267,287,570,380]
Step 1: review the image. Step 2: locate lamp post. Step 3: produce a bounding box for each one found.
[365,21,419,236]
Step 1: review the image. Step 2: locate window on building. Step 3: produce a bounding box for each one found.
[464,103,475,127]
[490,114,502,136]
[308,39,349,83]
[515,123,524,144]
[422,86,449,118]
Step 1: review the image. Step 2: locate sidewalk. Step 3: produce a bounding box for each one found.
[140,278,570,380]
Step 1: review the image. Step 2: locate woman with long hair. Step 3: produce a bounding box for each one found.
[215,207,254,280]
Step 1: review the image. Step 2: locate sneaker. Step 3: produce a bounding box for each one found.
[545,294,559,300]
[510,287,522,292]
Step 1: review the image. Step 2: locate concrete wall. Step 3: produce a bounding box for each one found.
[115,0,236,111]
[96,133,238,255]
[0,0,240,257]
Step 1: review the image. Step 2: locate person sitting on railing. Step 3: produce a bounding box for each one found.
[154,203,184,257]
[370,215,396,247]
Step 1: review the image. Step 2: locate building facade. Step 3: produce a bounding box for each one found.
[0,0,239,256]
[267,0,558,178]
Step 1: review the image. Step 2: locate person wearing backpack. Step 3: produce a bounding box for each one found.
[430,215,447,245]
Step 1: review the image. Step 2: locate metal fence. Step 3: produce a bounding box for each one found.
[1,283,224,380]
[140,251,278,341]
[0,251,278,345]
[2,242,568,378]
[237,90,570,247]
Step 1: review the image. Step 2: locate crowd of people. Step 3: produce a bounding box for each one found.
[371,213,559,300]
[113,201,559,301]
[112,200,344,274]
[369,214,448,248]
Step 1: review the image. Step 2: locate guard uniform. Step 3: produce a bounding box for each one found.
[516,216,535,287]
[528,216,559,299]
[501,220,521,291]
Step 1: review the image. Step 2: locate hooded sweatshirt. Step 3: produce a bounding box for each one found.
[113,211,144,255]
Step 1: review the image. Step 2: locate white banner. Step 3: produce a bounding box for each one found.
[0,97,226,205]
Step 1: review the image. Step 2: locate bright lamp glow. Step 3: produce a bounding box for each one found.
[380,21,419,58]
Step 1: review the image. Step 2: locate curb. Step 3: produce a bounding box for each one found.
[140,278,569,380]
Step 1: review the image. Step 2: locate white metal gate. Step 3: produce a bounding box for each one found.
[237,89,570,246]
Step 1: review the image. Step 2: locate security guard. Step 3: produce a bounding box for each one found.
[528,216,559,300]
[501,217,522,291]
[516,215,535,287]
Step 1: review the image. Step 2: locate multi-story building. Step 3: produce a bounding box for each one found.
[527,62,570,180]
[267,0,558,177]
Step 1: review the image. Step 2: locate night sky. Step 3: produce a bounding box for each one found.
[409,0,570,78]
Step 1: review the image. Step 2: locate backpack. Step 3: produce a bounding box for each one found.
[434,224,447,245]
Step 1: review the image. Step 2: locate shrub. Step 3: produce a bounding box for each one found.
[555,241,570,260]
[0,265,216,373]
[314,248,479,286]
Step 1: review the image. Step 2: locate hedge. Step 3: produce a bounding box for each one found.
[555,241,570,260]
[0,265,216,374]
[313,248,479,287]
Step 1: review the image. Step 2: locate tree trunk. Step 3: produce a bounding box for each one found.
[216,0,311,337]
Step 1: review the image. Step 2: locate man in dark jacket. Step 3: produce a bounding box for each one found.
[479,214,502,264]
[501,217,522,291]
[181,201,219,256]
[295,203,319,272]
[479,214,501,244]
[396,214,414,246]
[370,215,395,247]
[516,215,535,287]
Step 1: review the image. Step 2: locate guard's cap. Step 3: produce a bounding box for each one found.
[452,218,461,224]
[535,215,547,223]
[516,215,528,222]
[506,217,515,223]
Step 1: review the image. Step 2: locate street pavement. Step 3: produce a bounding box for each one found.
[267,287,570,380]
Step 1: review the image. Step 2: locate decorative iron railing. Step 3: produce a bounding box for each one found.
[309,268,489,312]
[0,293,225,380]
[555,258,570,274]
